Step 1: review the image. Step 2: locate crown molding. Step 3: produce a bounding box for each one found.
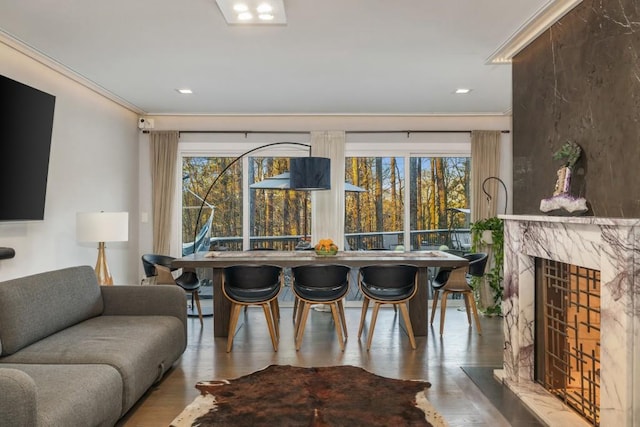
[1,30,146,114]
[487,0,583,64]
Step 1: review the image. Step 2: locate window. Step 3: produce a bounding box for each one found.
[345,156,405,250]
[182,156,242,251]
[409,156,471,253]
[344,155,470,252]
[181,155,310,252]
[249,157,309,250]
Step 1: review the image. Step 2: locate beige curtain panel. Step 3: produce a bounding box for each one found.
[310,131,346,248]
[470,130,501,223]
[150,130,179,255]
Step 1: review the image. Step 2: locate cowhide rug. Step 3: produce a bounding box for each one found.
[170,365,448,427]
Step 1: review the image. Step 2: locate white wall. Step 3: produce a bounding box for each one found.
[0,41,140,283]
[138,114,513,256]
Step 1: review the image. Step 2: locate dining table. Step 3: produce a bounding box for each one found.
[173,250,468,338]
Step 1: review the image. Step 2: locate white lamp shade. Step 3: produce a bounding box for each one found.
[76,212,129,242]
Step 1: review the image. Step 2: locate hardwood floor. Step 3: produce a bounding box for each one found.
[117,304,530,427]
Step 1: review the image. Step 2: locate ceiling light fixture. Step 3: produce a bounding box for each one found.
[177,88,193,94]
[216,0,286,24]
[256,3,273,13]
[455,88,471,94]
[487,0,582,64]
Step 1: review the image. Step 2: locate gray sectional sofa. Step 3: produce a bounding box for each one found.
[0,265,188,427]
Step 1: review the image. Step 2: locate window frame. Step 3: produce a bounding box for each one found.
[175,132,471,253]
[345,133,471,250]
[177,136,311,252]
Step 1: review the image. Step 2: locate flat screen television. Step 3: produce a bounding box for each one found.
[0,75,56,221]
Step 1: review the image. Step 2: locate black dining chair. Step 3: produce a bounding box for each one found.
[291,264,350,351]
[222,265,283,352]
[141,254,204,326]
[357,265,419,350]
[430,252,487,335]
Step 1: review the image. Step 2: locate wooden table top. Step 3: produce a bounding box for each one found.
[173,250,468,269]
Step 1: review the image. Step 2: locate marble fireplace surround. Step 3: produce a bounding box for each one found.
[497,215,639,427]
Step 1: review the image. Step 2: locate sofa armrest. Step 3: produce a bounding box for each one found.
[0,368,37,427]
[100,285,187,330]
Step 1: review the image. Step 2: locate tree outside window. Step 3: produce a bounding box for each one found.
[345,157,405,250]
[409,156,471,252]
[344,156,470,252]
[181,156,309,252]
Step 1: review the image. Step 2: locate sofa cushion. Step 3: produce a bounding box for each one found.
[0,364,122,427]
[0,266,103,356]
[0,315,185,414]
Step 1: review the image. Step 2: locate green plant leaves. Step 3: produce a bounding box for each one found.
[470,217,504,315]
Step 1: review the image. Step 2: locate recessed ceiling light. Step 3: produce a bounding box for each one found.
[177,89,193,94]
[233,3,249,12]
[216,0,286,24]
[256,3,273,13]
[455,88,471,94]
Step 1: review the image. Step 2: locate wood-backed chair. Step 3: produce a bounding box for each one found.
[222,265,283,352]
[430,252,487,335]
[141,254,204,326]
[291,264,350,351]
[357,265,419,350]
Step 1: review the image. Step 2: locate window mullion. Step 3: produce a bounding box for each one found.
[242,156,250,250]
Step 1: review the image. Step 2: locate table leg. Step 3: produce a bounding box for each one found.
[212,269,231,337]
[408,267,429,336]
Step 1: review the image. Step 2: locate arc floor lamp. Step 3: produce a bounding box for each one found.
[190,142,331,249]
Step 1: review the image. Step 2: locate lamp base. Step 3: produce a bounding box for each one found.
[95,242,114,286]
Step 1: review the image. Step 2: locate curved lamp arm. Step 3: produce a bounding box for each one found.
[481,176,508,215]
[190,141,328,249]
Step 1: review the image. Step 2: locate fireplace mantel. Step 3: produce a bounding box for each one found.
[499,215,639,426]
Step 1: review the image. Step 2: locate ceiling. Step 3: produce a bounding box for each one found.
[0,0,555,116]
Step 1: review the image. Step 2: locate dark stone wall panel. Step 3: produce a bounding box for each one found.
[513,0,640,217]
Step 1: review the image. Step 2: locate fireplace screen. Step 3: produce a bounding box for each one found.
[537,259,600,425]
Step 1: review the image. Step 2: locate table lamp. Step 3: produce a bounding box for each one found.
[77,211,129,285]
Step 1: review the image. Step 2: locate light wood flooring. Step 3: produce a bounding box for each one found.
[117,302,540,427]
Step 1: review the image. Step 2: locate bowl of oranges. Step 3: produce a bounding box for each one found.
[314,238,338,256]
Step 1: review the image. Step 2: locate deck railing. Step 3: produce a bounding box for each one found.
[202,228,471,253]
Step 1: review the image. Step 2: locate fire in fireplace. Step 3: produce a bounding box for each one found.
[535,258,600,426]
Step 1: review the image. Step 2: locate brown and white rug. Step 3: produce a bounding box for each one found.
[171,365,448,427]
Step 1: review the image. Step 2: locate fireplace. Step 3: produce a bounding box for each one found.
[535,259,600,425]
[498,215,639,427]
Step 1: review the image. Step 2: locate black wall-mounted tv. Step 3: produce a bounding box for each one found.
[0,75,56,221]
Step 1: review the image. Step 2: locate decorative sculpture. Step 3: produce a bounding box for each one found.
[540,141,588,215]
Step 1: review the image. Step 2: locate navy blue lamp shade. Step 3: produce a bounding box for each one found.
[289,157,331,190]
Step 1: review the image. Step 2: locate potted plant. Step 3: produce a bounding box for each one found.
[470,216,504,316]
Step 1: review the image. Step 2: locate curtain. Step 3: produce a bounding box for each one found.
[150,131,179,254]
[470,130,501,223]
[470,130,501,310]
[310,131,346,248]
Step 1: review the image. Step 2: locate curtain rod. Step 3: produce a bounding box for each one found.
[346,130,511,134]
[175,130,510,136]
[177,131,310,136]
